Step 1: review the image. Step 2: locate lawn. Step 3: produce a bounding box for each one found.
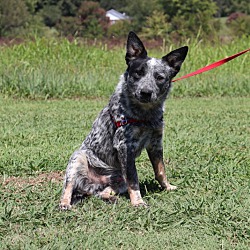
[0,96,249,249]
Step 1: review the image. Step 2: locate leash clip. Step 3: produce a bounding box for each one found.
[120,115,128,126]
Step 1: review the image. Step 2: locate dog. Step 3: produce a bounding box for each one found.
[60,32,188,209]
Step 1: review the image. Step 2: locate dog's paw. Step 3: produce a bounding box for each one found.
[131,199,149,208]
[166,184,177,191]
[105,195,118,204]
[59,202,72,211]
[134,202,149,209]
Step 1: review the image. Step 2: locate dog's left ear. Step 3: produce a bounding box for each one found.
[125,31,147,65]
[162,46,188,73]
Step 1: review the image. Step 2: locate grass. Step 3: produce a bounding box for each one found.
[0,37,249,248]
[0,36,249,99]
[0,96,249,249]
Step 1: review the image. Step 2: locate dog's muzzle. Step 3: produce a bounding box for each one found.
[137,90,153,103]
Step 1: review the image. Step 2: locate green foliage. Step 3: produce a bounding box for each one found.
[53,1,109,38]
[227,14,250,37]
[60,0,79,16]
[0,96,249,248]
[56,16,79,36]
[214,0,250,17]
[121,0,160,32]
[0,38,124,99]
[41,4,61,27]
[107,20,131,38]
[77,1,109,38]
[99,0,126,11]
[160,0,217,19]
[159,0,218,39]
[25,0,38,14]
[141,10,171,39]
[0,0,249,40]
[0,0,30,36]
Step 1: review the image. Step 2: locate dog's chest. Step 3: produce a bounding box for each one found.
[122,125,154,157]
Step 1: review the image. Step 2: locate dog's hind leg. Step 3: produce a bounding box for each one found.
[60,150,116,210]
[60,150,89,210]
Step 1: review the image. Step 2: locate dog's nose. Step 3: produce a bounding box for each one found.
[140,90,152,102]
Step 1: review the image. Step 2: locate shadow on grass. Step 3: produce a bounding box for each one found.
[139,179,162,197]
[121,179,162,200]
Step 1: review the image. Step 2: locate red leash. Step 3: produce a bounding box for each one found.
[172,48,250,82]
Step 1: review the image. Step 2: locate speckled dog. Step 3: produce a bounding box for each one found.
[60,32,188,209]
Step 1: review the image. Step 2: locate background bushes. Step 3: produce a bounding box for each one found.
[0,0,249,41]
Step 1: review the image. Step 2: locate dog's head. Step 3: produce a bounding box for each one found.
[125,31,188,104]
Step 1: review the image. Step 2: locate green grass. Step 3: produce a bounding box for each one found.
[0,37,249,248]
[0,96,249,249]
[0,37,249,99]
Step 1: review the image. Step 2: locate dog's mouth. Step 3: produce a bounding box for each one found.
[137,96,152,103]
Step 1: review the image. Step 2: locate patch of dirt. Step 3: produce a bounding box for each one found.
[0,37,24,47]
[1,171,64,190]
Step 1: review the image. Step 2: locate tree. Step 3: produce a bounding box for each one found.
[25,0,39,14]
[159,0,218,39]
[77,1,109,38]
[60,0,78,16]
[41,4,61,27]
[227,12,250,37]
[99,0,127,11]
[213,0,250,17]
[0,0,30,36]
[121,0,160,32]
[56,16,79,36]
[107,20,131,38]
[159,0,217,19]
[141,10,171,39]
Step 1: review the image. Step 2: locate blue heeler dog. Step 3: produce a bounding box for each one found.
[60,32,188,209]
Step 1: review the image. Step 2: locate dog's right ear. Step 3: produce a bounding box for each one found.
[125,31,147,65]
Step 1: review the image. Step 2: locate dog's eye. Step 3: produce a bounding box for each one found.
[155,75,165,81]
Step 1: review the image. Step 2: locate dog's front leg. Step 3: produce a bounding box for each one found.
[147,145,177,191]
[118,144,147,207]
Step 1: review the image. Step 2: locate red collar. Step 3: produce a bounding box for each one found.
[110,114,145,128]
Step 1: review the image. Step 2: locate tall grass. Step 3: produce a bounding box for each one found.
[0,39,124,99]
[0,37,249,99]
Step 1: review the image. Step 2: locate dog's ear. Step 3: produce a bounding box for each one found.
[125,31,147,65]
[162,46,188,73]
